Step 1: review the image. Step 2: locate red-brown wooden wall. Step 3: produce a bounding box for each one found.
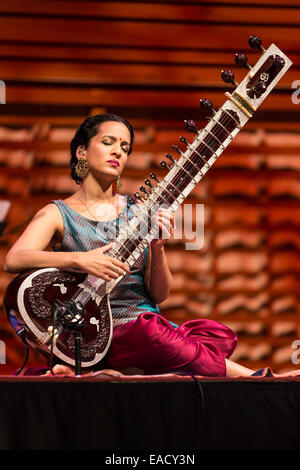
[0,0,299,374]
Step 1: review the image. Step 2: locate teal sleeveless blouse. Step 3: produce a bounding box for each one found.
[50,199,160,326]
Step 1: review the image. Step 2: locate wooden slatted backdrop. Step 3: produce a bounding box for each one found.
[0,0,300,374]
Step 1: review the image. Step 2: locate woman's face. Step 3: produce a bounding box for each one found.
[79,120,131,183]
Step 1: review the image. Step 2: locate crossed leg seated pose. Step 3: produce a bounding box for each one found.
[4,114,299,379]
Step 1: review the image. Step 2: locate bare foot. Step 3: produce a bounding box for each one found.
[274,369,300,377]
[43,364,123,377]
[92,369,124,377]
[43,364,76,376]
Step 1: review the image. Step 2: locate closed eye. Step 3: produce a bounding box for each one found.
[102,138,129,153]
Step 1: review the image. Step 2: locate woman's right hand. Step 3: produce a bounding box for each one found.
[75,243,130,281]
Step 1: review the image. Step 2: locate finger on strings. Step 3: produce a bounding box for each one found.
[155,212,174,226]
[154,216,173,233]
[102,242,113,252]
[156,208,175,219]
[106,268,121,279]
[113,259,130,273]
[155,221,172,240]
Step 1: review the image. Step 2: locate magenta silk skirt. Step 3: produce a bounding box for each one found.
[21,313,237,377]
[102,312,237,377]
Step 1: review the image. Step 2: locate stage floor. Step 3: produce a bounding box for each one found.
[1,373,300,451]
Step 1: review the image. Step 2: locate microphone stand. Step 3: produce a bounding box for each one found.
[51,299,85,376]
[73,330,82,376]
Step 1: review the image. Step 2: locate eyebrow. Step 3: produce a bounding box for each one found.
[102,134,130,145]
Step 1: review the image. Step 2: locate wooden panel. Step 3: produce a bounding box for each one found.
[0,1,299,24]
[0,0,299,375]
[5,85,294,110]
[0,44,298,71]
[0,115,299,132]
[0,59,297,88]
[0,44,237,64]
[0,17,299,51]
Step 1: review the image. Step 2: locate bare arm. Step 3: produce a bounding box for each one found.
[144,208,174,304]
[3,204,71,273]
[3,203,129,280]
[144,244,172,304]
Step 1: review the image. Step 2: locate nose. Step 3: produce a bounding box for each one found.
[111,142,122,158]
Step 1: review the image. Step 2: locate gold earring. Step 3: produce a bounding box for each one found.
[116,176,122,191]
[74,157,89,180]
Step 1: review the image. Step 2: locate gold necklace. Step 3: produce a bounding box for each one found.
[77,195,117,222]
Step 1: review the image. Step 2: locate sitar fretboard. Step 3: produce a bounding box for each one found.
[109,106,241,265]
[75,40,292,300]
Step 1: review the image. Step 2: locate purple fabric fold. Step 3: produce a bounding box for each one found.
[103,313,237,377]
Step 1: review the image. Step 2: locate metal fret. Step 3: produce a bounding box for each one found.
[195,137,216,163]
[187,144,209,168]
[151,182,178,205]
[170,158,198,186]
[202,127,227,151]
[182,148,206,174]
[222,108,241,128]
[148,172,182,207]
[210,115,234,140]
[112,238,133,258]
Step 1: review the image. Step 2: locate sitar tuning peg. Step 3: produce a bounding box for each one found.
[221,69,238,87]
[172,144,183,156]
[273,55,285,69]
[160,160,171,171]
[235,53,252,70]
[166,153,175,163]
[140,186,149,198]
[248,35,265,53]
[248,80,267,99]
[134,192,142,201]
[144,179,153,189]
[150,173,160,183]
[200,98,215,116]
[179,136,189,146]
[184,119,199,134]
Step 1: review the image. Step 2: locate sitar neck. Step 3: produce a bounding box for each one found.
[108,104,243,269]
[83,40,292,295]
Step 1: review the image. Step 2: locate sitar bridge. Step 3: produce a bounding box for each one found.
[225,91,255,118]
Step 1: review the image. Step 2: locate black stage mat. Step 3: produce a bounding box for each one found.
[1,374,300,452]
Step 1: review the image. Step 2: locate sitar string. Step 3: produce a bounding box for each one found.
[74,108,241,301]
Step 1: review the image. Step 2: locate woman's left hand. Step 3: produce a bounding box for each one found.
[151,208,175,248]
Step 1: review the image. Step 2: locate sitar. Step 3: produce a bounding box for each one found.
[4,36,292,369]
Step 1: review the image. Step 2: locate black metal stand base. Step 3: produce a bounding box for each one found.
[73,331,82,376]
[51,298,85,376]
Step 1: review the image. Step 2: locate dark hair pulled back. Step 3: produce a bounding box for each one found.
[70,113,134,184]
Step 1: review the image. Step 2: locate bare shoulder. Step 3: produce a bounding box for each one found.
[32,203,63,225]
[5,203,65,254]
[24,203,64,245]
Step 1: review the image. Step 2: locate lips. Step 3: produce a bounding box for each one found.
[107,160,120,167]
